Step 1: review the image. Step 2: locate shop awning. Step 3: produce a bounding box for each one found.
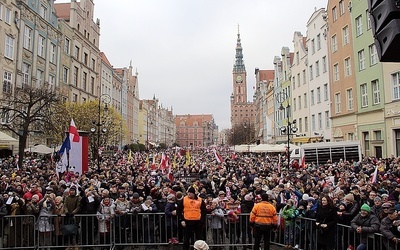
[291,137,310,143]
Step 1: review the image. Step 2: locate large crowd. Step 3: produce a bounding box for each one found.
[0,147,400,250]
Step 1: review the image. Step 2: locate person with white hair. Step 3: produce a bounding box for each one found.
[193,240,209,250]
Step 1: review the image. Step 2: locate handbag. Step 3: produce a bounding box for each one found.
[62,223,78,236]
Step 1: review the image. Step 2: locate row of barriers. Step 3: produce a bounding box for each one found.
[0,213,398,249]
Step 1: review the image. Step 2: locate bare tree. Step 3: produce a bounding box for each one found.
[0,86,60,167]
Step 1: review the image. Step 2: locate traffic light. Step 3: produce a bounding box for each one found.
[368,0,400,62]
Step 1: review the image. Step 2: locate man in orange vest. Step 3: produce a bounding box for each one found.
[177,186,207,250]
[249,193,278,250]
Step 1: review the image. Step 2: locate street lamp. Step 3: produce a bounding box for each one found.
[164,126,169,147]
[277,92,298,167]
[90,94,111,167]
[146,112,153,150]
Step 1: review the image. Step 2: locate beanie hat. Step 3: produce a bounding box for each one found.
[167,194,175,201]
[193,240,209,250]
[187,186,196,194]
[344,194,354,203]
[361,203,371,213]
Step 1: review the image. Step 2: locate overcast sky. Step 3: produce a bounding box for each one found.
[57,0,327,130]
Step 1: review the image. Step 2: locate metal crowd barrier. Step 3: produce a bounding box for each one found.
[0,213,397,249]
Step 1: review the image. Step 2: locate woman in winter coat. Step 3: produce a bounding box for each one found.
[165,194,179,244]
[37,193,55,247]
[316,195,338,250]
[207,199,225,246]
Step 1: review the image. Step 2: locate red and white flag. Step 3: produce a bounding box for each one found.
[371,165,378,183]
[160,153,168,170]
[69,118,80,142]
[213,149,223,164]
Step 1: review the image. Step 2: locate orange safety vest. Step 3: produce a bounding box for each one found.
[183,196,202,220]
[250,201,278,226]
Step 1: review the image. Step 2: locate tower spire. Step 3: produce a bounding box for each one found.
[233,24,245,73]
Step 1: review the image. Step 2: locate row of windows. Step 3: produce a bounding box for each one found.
[275,111,330,134]
[62,66,95,94]
[64,37,96,70]
[293,84,330,112]
[22,26,57,63]
[334,78,382,113]
[0,3,13,25]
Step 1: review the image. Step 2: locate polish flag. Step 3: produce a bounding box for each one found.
[213,149,223,164]
[69,119,80,142]
[370,165,378,183]
[160,153,168,170]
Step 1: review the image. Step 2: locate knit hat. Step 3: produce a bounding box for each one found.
[187,186,196,194]
[244,193,253,201]
[193,240,209,250]
[344,194,354,203]
[167,194,175,201]
[382,202,392,208]
[302,194,310,201]
[361,204,371,213]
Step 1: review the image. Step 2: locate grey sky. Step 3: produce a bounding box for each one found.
[57,0,327,130]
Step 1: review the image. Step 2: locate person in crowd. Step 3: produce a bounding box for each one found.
[97,196,115,246]
[380,207,400,250]
[316,195,337,250]
[240,192,254,248]
[37,193,55,247]
[165,193,179,244]
[370,196,383,217]
[281,198,298,249]
[141,195,158,244]
[194,239,210,250]
[23,183,43,201]
[53,196,65,246]
[114,193,130,245]
[177,186,207,250]
[225,196,241,250]
[378,202,393,221]
[249,193,278,250]
[22,193,40,247]
[63,186,81,247]
[80,188,101,248]
[129,192,143,243]
[207,199,225,248]
[350,203,380,250]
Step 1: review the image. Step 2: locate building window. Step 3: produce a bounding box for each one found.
[297,73,300,87]
[363,132,370,151]
[90,76,95,94]
[339,0,345,15]
[304,93,308,108]
[369,44,378,65]
[312,114,316,131]
[91,58,96,70]
[39,5,47,19]
[302,70,306,84]
[22,63,31,87]
[5,35,14,59]
[4,8,11,24]
[332,35,338,52]
[325,111,330,128]
[343,25,349,45]
[361,83,368,107]
[296,51,299,65]
[309,65,313,80]
[358,49,365,71]
[315,61,320,77]
[317,87,321,103]
[374,130,382,140]
[23,26,33,50]
[299,118,303,132]
[372,79,380,105]
[347,88,353,110]
[63,67,69,83]
[332,6,338,22]
[348,133,355,141]
[318,112,322,129]
[344,57,351,77]
[82,72,87,91]
[311,39,315,54]
[36,69,43,88]
[49,75,55,88]
[393,72,400,100]
[0,4,3,20]
[50,43,56,63]
[311,90,315,106]
[3,71,12,94]
[324,83,329,101]
[73,66,79,86]
[322,56,327,73]
[366,11,371,30]
[299,96,302,110]
[317,34,321,50]
[333,63,339,81]
[293,97,296,111]
[84,53,88,65]
[64,38,70,54]
[335,93,341,114]
[74,46,80,60]
[356,15,363,36]
[305,117,308,132]
[38,35,45,57]
[72,94,78,103]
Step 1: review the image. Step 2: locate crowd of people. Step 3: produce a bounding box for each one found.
[0,146,399,250]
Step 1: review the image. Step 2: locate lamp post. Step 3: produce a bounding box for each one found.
[164,126,169,147]
[146,111,153,150]
[277,92,298,167]
[242,117,250,152]
[90,94,111,167]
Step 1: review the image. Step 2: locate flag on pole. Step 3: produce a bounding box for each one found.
[213,149,223,164]
[160,153,168,170]
[57,135,71,173]
[278,154,281,174]
[69,118,80,142]
[185,150,191,166]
